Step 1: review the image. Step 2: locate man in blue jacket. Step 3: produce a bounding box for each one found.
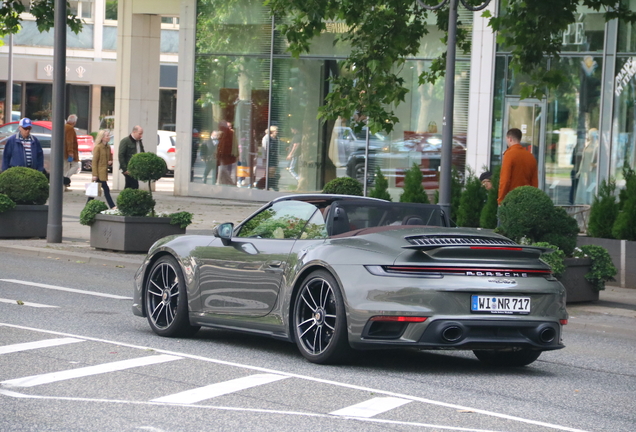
[1,118,45,173]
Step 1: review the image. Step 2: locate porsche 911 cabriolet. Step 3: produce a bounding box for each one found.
[133,194,567,367]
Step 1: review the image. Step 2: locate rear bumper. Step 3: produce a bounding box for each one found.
[351,318,564,351]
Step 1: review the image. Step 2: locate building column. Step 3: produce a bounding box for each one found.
[174,0,196,196]
[113,1,161,190]
[466,3,497,175]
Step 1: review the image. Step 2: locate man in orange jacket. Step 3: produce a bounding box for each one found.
[498,128,538,205]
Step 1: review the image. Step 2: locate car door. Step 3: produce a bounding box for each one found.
[198,200,323,317]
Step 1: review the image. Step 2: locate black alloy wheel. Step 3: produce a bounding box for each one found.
[293,270,352,364]
[145,256,200,337]
[473,348,542,367]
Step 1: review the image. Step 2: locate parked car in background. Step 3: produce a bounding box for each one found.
[0,120,92,174]
[82,130,176,175]
[157,130,176,174]
[346,132,467,189]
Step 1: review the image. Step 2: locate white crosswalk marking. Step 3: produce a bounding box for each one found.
[151,373,289,404]
[0,279,132,300]
[0,298,59,308]
[0,338,83,355]
[1,354,182,388]
[330,396,412,418]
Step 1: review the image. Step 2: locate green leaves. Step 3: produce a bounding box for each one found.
[0,0,83,37]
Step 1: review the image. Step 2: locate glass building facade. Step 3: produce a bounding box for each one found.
[492,2,636,205]
[190,0,471,197]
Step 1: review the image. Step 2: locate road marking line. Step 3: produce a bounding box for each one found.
[0,279,132,300]
[151,373,288,404]
[0,389,506,432]
[330,396,412,418]
[0,338,83,355]
[0,298,59,308]
[0,323,591,432]
[1,354,182,388]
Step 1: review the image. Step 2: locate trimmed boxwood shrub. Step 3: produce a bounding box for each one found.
[80,200,108,225]
[0,193,16,213]
[579,244,617,290]
[499,186,579,256]
[587,178,619,238]
[169,211,193,229]
[323,176,363,196]
[0,167,49,205]
[498,186,554,241]
[533,242,566,278]
[400,163,429,204]
[117,188,155,217]
[540,206,580,256]
[456,170,486,227]
[128,152,167,215]
[368,167,392,201]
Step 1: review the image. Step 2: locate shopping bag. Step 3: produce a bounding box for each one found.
[85,182,100,197]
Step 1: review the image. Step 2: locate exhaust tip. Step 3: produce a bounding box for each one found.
[539,327,556,343]
[441,325,463,342]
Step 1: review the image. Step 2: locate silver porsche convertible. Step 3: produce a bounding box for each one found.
[133,194,567,367]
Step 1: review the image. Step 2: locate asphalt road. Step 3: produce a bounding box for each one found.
[1,251,635,432]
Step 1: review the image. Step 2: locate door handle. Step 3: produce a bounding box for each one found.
[267,260,282,268]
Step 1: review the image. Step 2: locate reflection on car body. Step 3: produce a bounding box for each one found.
[346,132,467,189]
[133,194,567,367]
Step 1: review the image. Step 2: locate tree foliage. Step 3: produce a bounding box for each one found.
[267,0,636,133]
[0,1,82,38]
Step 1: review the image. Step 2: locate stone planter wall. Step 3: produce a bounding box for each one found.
[0,205,48,238]
[577,236,636,289]
[561,257,599,303]
[91,214,186,253]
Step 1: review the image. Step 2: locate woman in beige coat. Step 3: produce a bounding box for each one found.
[87,129,116,209]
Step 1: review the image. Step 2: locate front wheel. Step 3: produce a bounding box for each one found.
[473,349,542,367]
[145,255,200,338]
[293,270,352,364]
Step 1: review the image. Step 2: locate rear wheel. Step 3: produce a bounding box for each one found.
[145,255,200,337]
[473,349,542,367]
[293,270,352,364]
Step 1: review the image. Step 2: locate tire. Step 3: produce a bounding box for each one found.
[293,270,352,364]
[145,255,200,338]
[473,349,542,367]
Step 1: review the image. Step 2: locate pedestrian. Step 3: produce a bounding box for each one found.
[287,127,301,181]
[1,118,45,173]
[498,128,538,205]
[118,125,145,189]
[87,129,116,209]
[479,171,493,190]
[64,114,80,191]
[216,120,237,185]
[262,126,280,191]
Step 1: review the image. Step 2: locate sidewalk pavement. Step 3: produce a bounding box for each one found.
[0,186,634,322]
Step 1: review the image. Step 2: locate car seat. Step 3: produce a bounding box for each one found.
[402,215,424,225]
[330,207,351,236]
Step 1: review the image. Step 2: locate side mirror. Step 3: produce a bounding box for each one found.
[213,222,234,246]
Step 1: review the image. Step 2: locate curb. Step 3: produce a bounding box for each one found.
[0,244,143,268]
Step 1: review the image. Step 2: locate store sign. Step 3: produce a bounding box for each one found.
[615,57,636,97]
[562,14,586,46]
[36,62,91,82]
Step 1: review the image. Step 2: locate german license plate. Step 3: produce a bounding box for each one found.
[471,295,530,314]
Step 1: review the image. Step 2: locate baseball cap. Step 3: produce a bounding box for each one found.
[19,118,32,128]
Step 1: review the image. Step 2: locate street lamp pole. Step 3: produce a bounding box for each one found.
[416,0,491,217]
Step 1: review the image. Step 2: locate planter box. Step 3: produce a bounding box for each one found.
[91,214,185,253]
[0,205,48,238]
[577,236,636,289]
[560,257,599,303]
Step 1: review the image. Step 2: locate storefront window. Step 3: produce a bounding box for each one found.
[545,56,602,205]
[611,56,636,189]
[0,83,22,121]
